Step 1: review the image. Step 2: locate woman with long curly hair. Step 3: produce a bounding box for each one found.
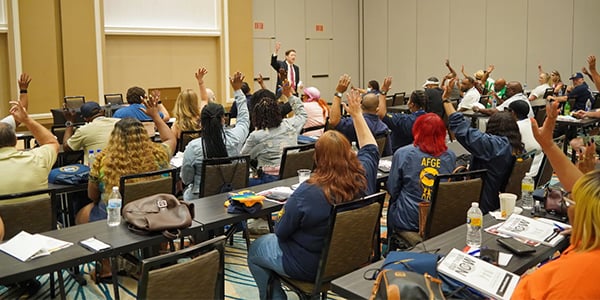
[76,98,176,224]
[387,113,456,233]
[241,81,307,185]
[247,90,380,299]
[513,100,600,298]
[443,78,524,214]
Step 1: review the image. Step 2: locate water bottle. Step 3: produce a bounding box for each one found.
[521,174,535,209]
[87,150,95,168]
[351,141,359,153]
[466,202,483,248]
[586,99,592,112]
[564,101,571,116]
[107,186,122,227]
[523,83,528,95]
[492,98,497,109]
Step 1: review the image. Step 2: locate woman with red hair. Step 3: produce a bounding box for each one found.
[247,89,379,299]
[387,113,456,233]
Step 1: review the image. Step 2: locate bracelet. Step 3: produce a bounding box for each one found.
[381,90,388,96]
[334,92,343,98]
[157,101,162,104]
[19,89,27,94]
[442,99,452,103]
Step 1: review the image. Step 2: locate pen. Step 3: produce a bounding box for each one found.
[554,223,565,231]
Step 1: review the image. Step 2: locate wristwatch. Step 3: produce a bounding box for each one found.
[65,121,73,127]
[442,99,452,103]
[334,92,343,98]
[381,90,388,96]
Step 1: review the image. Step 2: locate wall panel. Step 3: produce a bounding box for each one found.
[387,0,416,93]
[416,0,449,88]
[332,0,359,87]
[573,0,600,85]
[0,33,10,116]
[362,0,388,89]
[448,0,486,81]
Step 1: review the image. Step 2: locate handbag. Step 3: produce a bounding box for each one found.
[544,187,568,220]
[370,270,445,300]
[122,193,195,239]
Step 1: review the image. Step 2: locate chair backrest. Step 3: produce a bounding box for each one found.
[0,189,56,240]
[119,168,177,205]
[137,235,226,300]
[594,93,600,109]
[392,92,406,106]
[535,135,565,187]
[502,153,534,199]
[313,191,385,294]
[177,130,202,153]
[534,106,547,127]
[278,143,316,179]
[424,169,487,240]
[375,131,389,156]
[199,155,250,197]
[300,124,326,135]
[385,95,394,108]
[141,121,156,139]
[50,109,85,125]
[64,96,85,110]
[104,93,124,105]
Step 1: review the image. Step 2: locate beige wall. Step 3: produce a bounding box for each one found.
[228,0,253,88]
[0,33,11,117]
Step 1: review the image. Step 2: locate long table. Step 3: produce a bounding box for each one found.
[0,179,288,299]
[330,214,570,299]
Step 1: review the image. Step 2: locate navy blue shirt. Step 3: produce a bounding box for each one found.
[336,114,391,156]
[568,82,594,111]
[383,110,426,153]
[276,144,379,281]
[448,112,514,213]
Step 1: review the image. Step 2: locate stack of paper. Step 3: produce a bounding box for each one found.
[496,214,570,247]
[0,231,73,262]
[438,248,520,300]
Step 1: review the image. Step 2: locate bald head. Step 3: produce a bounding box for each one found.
[361,93,379,113]
[494,78,506,91]
[505,81,524,99]
[0,122,17,148]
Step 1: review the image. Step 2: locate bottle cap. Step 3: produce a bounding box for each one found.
[471,202,479,207]
[112,186,119,191]
[89,150,94,154]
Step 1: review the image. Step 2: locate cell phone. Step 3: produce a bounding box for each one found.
[480,248,499,265]
[497,237,536,255]
[80,237,111,252]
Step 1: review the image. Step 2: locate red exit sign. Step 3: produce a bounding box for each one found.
[315,24,324,32]
[254,22,264,30]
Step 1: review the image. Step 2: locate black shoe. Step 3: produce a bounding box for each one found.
[19,279,41,297]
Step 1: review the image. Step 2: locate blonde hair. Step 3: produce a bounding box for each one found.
[91,118,171,199]
[570,170,600,252]
[172,89,201,133]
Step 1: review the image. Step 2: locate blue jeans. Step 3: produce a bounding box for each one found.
[249,174,279,187]
[247,233,288,300]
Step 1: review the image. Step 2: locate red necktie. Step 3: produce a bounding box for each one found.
[289,64,295,89]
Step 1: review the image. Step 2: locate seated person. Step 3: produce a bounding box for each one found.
[76,97,176,224]
[457,76,483,111]
[379,77,426,152]
[329,74,391,155]
[475,81,534,118]
[508,100,543,177]
[528,72,551,107]
[443,78,525,213]
[513,100,600,298]
[387,113,456,232]
[300,86,329,137]
[247,89,379,300]
[113,86,170,122]
[241,81,307,186]
[181,72,249,200]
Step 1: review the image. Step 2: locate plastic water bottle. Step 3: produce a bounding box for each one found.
[87,150,95,168]
[521,174,535,209]
[492,98,497,109]
[466,202,483,248]
[564,101,571,116]
[586,99,592,112]
[351,141,359,153]
[107,186,122,227]
[523,83,528,95]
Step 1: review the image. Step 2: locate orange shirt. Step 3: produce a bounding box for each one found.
[512,245,600,299]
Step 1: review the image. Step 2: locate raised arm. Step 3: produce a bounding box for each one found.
[377,76,392,119]
[328,74,351,128]
[257,73,267,90]
[481,64,494,86]
[461,65,469,79]
[270,42,281,71]
[228,72,250,149]
[445,59,457,78]
[344,89,376,148]
[195,67,210,108]
[587,55,600,91]
[10,100,59,153]
[281,80,307,130]
[151,89,170,122]
[531,100,583,191]
[17,73,31,122]
[141,96,176,155]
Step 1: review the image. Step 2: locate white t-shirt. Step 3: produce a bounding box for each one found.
[529,83,551,106]
[497,93,534,118]
[517,118,543,177]
[458,87,482,110]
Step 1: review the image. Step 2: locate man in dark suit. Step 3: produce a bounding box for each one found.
[270,41,301,95]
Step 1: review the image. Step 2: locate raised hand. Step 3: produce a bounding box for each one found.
[343,89,363,117]
[531,100,560,148]
[281,80,292,98]
[445,59,450,67]
[140,94,160,118]
[486,64,495,74]
[588,55,597,71]
[9,100,30,124]
[63,105,77,122]
[336,74,351,93]
[576,139,597,174]
[443,78,456,100]
[195,67,208,84]
[582,67,590,76]
[274,41,281,54]
[230,71,245,91]
[18,73,32,90]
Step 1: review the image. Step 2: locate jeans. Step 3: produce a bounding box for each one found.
[247,233,288,300]
[249,173,279,187]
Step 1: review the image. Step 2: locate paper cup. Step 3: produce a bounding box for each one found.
[499,193,517,218]
[297,169,311,183]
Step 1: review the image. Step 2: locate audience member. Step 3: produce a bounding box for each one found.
[387,113,456,232]
[441,59,461,99]
[512,100,600,298]
[457,76,482,111]
[300,86,329,136]
[548,72,594,111]
[228,81,252,119]
[475,65,496,95]
[171,68,211,142]
[423,76,444,118]
[63,102,119,164]
[355,80,381,95]
[271,41,301,95]
[181,72,249,200]
[476,81,534,118]
[241,81,307,185]
[113,87,170,122]
[508,100,543,177]
[380,77,426,152]
[488,78,507,105]
[247,89,379,300]
[0,73,31,130]
[329,74,391,155]
[444,78,524,213]
[76,97,176,225]
[539,64,566,96]
[529,72,551,107]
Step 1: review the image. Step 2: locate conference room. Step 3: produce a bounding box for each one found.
[1,0,600,299]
